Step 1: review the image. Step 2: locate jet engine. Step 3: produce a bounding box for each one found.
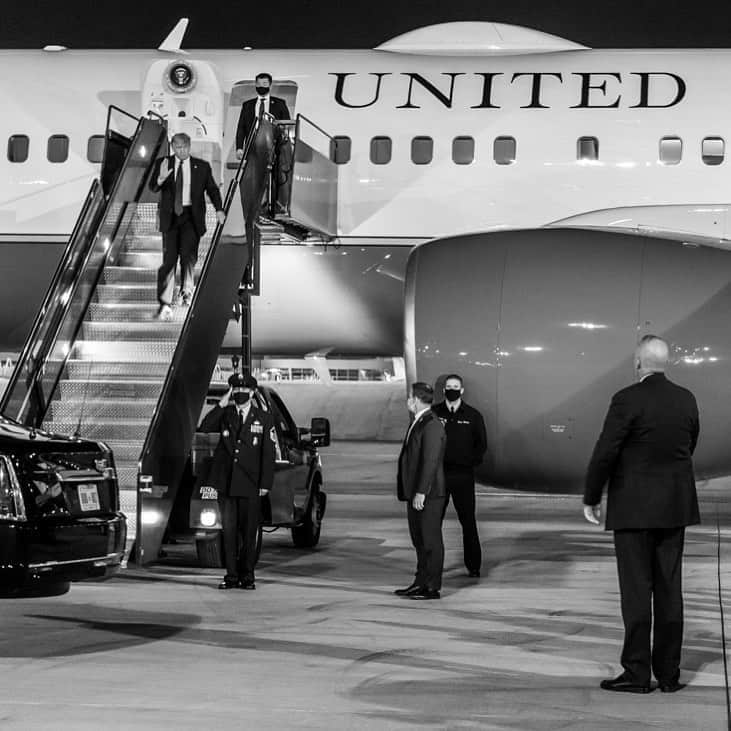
[405,228,731,491]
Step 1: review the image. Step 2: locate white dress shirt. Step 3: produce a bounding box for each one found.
[406,406,431,443]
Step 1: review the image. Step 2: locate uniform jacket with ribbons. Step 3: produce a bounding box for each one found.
[584,373,700,530]
[199,403,276,498]
[149,155,223,237]
[397,410,447,502]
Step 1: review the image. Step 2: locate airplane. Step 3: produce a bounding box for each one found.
[1,18,730,492]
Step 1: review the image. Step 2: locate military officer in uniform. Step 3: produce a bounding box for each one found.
[432,374,488,577]
[199,373,276,590]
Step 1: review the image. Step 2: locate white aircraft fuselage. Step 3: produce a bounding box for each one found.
[1,46,730,242]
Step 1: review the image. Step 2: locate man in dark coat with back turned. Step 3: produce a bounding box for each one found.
[583,335,700,694]
[395,382,447,600]
[149,132,224,320]
[199,373,276,590]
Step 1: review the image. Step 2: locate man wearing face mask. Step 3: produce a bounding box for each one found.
[432,374,488,578]
[234,73,292,219]
[235,73,291,156]
[199,373,276,590]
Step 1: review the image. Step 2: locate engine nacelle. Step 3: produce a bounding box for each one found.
[405,228,731,491]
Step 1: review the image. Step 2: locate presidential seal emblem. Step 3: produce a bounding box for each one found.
[165,61,196,94]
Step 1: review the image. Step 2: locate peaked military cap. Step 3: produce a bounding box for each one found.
[228,373,258,389]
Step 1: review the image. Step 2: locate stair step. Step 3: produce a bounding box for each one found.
[80,321,184,342]
[73,340,176,362]
[86,302,189,323]
[102,266,206,286]
[44,419,150,443]
[95,283,157,304]
[115,251,162,268]
[66,360,172,380]
[117,469,140,492]
[48,398,158,421]
[57,379,163,400]
[105,440,143,463]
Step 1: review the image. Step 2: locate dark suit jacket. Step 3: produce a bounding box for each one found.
[149,155,223,237]
[235,96,291,150]
[199,403,276,498]
[397,410,446,502]
[584,373,700,530]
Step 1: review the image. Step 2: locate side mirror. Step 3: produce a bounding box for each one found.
[310,417,330,447]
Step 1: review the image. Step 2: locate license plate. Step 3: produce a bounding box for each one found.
[78,484,101,512]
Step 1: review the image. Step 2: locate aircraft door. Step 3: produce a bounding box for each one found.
[142,59,225,180]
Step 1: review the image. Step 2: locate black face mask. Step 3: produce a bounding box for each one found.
[444,389,461,403]
[233,391,250,405]
[255,86,270,97]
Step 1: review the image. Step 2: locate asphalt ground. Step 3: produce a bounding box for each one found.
[1,441,731,730]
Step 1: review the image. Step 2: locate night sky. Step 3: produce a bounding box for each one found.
[2,0,731,50]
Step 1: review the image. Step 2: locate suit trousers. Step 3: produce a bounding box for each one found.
[407,496,446,591]
[221,493,261,582]
[443,468,481,573]
[613,527,685,685]
[157,208,199,305]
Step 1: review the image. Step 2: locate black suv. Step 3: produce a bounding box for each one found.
[0,417,127,595]
[189,385,329,566]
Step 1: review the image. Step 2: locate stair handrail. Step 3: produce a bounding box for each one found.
[0,179,102,416]
[3,114,167,426]
[137,117,265,467]
[31,116,169,425]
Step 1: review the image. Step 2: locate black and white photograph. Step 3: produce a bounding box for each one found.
[1,1,731,727]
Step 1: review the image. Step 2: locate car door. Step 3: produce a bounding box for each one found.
[262,389,310,522]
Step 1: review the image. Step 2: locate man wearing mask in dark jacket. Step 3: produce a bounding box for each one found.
[432,374,488,577]
[199,373,276,591]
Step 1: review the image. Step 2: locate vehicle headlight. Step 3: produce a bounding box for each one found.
[200,509,217,528]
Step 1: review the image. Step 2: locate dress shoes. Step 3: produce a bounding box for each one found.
[240,578,256,590]
[409,587,441,600]
[217,579,239,590]
[468,569,480,578]
[659,681,686,693]
[155,304,173,321]
[600,673,653,693]
[394,582,423,596]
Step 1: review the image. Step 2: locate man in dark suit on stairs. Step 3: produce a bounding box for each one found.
[583,334,700,694]
[149,132,225,321]
[395,382,447,600]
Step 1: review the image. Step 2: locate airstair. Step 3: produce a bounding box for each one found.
[0,106,339,566]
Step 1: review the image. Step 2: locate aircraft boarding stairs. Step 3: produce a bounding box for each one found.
[0,107,338,566]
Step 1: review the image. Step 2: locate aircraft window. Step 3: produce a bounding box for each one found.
[331,136,351,164]
[411,136,434,165]
[452,136,475,165]
[370,136,392,164]
[7,135,29,163]
[87,135,105,164]
[47,135,69,163]
[577,136,599,161]
[659,136,682,165]
[494,136,516,165]
[702,137,725,166]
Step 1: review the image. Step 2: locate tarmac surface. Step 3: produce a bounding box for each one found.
[2,441,731,730]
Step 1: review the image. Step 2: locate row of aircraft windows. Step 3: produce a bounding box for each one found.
[329,135,728,167]
[7,135,106,164]
[5,133,727,168]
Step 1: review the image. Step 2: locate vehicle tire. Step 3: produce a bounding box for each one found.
[196,533,224,568]
[291,486,323,548]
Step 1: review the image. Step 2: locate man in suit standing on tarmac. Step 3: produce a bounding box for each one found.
[149,132,225,320]
[583,335,700,694]
[199,373,276,591]
[432,374,487,578]
[395,382,447,600]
